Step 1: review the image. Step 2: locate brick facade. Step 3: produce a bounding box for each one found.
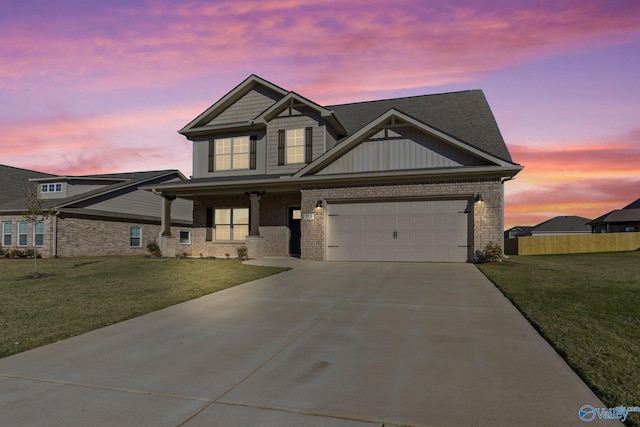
[0,214,191,258]
[300,178,503,261]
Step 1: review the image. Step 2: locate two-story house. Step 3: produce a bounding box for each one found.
[147,75,522,262]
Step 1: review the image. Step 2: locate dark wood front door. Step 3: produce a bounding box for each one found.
[289,207,301,257]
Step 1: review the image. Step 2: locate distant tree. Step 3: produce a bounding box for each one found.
[23,183,54,278]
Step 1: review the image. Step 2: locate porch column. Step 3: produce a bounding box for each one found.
[246,191,264,236]
[161,195,176,237]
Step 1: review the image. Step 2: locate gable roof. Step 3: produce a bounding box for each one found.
[328,90,513,163]
[0,169,186,212]
[294,108,517,178]
[179,75,289,136]
[623,198,640,209]
[588,209,640,225]
[531,216,592,233]
[0,164,57,205]
[254,91,347,135]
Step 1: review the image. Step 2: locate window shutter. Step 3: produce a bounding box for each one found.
[305,127,313,164]
[278,129,285,166]
[208,140,215,172]
[205,208,213,242]
[249,135,257,170]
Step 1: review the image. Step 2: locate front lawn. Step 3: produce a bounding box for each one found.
[0,256,287,359]
[478,251,640,427]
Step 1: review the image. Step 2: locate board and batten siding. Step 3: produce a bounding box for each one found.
[208,86,282,126]
[318,127,488,175]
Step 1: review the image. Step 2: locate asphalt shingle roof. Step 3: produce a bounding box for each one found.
[0,164,57,206]
[328,90,513,163]
[531,216,592,233]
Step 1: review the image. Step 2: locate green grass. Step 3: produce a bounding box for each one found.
[0,256,287,359]
[478,251,640,427]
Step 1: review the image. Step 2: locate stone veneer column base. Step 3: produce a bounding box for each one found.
[160,236,177,258]
[246,236,265,259]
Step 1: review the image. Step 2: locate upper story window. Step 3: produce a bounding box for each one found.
[286,129,305,164]
[209,136,256,171]
[278,127,313,165]
[41,183,63,193]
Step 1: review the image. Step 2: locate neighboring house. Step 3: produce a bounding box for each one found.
[587,198,640,233]
[529,216,592,236]
[145,75,522,262]
[504,226,533,240]
[0,165,193,257]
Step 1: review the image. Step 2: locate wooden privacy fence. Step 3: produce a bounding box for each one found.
[504,232,640,256]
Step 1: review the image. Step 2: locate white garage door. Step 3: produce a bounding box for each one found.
[326,199,470,262]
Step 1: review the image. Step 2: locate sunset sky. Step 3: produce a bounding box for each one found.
[1,0,639,228]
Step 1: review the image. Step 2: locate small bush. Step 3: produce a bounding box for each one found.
[237,246,248,260]
[10,249,26,259]
[24,249,42,259]
[146,239,161,256]
[475,242,503,263]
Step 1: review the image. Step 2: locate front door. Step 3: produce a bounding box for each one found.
[289,207,301,257]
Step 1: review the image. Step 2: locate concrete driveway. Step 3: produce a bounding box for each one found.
[0,260,615,426]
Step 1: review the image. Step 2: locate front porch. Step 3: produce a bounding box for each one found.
[158,190,302,259]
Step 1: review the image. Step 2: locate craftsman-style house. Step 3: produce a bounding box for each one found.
[147,75,522,262]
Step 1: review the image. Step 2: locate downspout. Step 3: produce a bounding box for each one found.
[52,211,58,258]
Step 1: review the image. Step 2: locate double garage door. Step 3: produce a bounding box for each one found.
[326,199,470,262]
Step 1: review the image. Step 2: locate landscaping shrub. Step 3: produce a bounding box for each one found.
[475,241,503,263]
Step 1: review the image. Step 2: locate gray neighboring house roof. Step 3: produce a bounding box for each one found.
[531,216,592,234]
[587,198,640,226]
[0,169,190,225]
[622,198,640,210]
[0,164,57,205]
[504,226,533,239]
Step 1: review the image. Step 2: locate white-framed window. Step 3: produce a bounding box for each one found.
[286,128,305,164]
[40,183,63,193]
[18,221,28,246]
[215,136,249,171]
[215,208,249,241]
[179,230,191,244]
[2,222,12,246]
[34,221,44,246]
[130,227,142,247]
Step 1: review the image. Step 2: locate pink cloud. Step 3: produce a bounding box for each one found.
[1,0,638,100]
[503,130,640,227]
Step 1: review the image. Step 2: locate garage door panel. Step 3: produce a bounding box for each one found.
[326,200,469,262]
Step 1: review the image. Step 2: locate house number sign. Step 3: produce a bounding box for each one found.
[303,213,314,220]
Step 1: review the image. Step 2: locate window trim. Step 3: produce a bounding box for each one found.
[285,128,305,165]
[214,136,250,171]
[214,207,249,242]
[130,226,142,248]
[34,221,44,247]
[18,221,28,247]
[40,183,63,193]
[179,230,191,245]
[2,222,12,246]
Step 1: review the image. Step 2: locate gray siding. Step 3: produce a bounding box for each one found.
[208,86,281,126]
[267,109,325,175]
[317,127,489,175]
[81,187,193,222]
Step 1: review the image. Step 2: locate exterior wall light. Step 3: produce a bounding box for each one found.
[474,193,484,202]
[315,200,324,209]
